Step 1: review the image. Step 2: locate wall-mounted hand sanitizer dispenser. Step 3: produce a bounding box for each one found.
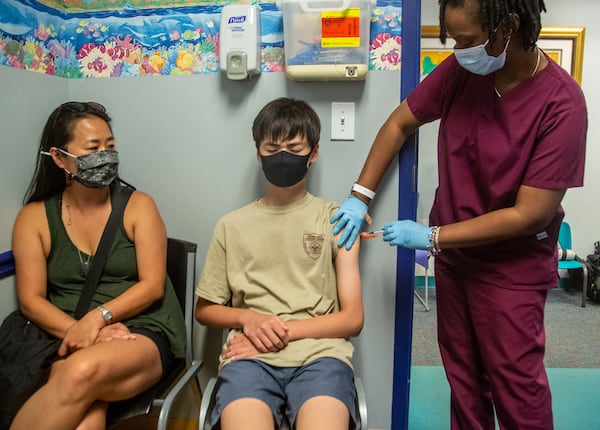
[278,0,374,81]
[220,5,261,80]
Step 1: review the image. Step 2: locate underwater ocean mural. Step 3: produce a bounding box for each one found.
[0,0,402,78]
[36,1,223,13]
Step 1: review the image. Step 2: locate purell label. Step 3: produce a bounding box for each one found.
[536,231,548,240]
[228,16,247,24]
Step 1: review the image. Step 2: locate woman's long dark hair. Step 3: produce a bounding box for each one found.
[24,102,112,204]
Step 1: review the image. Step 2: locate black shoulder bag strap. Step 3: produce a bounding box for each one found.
[74,185,135,319]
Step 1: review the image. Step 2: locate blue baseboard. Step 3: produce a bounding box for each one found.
[414,275,436,289]
[0,250,15,279]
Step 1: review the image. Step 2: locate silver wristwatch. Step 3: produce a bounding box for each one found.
[97,305,113,324]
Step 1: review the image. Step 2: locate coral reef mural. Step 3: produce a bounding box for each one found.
[0,0,402,78]
[37,0,226,13]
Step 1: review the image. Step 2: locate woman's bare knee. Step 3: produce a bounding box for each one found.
[54,355,109,403]
[57,337,161,403]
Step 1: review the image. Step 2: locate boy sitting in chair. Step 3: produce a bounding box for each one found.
[195,97,363,430]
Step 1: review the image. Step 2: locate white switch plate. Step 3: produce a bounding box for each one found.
[331,102,355,141]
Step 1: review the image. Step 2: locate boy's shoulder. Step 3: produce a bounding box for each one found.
[304,192,340,208]
[217,200,258,224]
[314,195,340,214]
[216,194,339,224]
[311,193,340,210]
[302,194,340,226]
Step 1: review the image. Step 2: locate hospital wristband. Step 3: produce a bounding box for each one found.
[351,183,376,200]
[428,226,441,256]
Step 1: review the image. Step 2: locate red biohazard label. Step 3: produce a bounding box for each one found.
[321,9,361,48]
[321,16,360,38]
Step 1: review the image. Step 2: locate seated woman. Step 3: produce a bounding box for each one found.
[10,102,186,430]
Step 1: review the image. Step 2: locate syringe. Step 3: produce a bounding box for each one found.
[359,230,383,240]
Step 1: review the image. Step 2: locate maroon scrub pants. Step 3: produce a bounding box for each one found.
[435,261,553,430]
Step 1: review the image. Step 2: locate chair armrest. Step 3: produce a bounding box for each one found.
[355,376,368,430]
[156,359,204,430]
[199,377,218,430]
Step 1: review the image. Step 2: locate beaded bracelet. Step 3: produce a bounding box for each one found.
[429,226,441,256]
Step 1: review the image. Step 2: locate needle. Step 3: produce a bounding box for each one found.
[359,230,383,239]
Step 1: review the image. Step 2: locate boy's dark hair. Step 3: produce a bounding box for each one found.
[252,98,321,149]
[438,0,546,51]
[24,102,112,204]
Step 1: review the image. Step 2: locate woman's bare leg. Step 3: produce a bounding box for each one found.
[74,402,108,430]
[10,335,161,430]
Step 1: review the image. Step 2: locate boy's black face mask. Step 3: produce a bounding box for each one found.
[260,150,312,188]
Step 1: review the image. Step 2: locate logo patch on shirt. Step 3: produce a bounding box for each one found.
[303,234,325,259]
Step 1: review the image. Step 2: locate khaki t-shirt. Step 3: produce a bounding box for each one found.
[196,193,354,369]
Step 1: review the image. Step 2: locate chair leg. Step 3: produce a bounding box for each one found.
[582,265,588,308]
[424,267,429,310]
[414,290,428,311]
[414,270,430,312]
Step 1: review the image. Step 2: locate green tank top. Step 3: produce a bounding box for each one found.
[44,184,186,357]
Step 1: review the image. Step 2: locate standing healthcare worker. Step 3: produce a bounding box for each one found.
[330,0,587,429]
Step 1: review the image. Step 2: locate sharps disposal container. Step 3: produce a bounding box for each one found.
[277,0,374,81]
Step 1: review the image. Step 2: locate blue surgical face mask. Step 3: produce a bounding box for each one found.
[454,37,511,75]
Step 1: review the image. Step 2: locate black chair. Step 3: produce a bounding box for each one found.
[107,237,203,428]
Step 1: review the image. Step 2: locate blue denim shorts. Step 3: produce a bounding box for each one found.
[211,357,357,429]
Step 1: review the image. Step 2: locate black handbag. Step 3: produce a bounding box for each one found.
[0,184,134,430]
[0,310,61,430]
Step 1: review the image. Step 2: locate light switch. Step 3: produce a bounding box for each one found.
[331,102,355,141]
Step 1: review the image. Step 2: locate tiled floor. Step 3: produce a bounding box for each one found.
[411,286,600,367]
[409,366,600,428]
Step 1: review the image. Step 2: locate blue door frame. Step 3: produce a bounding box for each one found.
[392,0,421,428]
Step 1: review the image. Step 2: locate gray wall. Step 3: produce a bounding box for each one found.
[0,69,68,318]
[0,67,402,428]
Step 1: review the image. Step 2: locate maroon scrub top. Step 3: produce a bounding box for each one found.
[407,53,587,290]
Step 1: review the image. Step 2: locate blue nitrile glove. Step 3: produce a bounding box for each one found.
[382,220,432,250]
[330,195,368,250]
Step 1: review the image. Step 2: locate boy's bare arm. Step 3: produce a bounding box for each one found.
[286,234,364,340]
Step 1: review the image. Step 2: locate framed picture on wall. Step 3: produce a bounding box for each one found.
[420,25,585,84]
